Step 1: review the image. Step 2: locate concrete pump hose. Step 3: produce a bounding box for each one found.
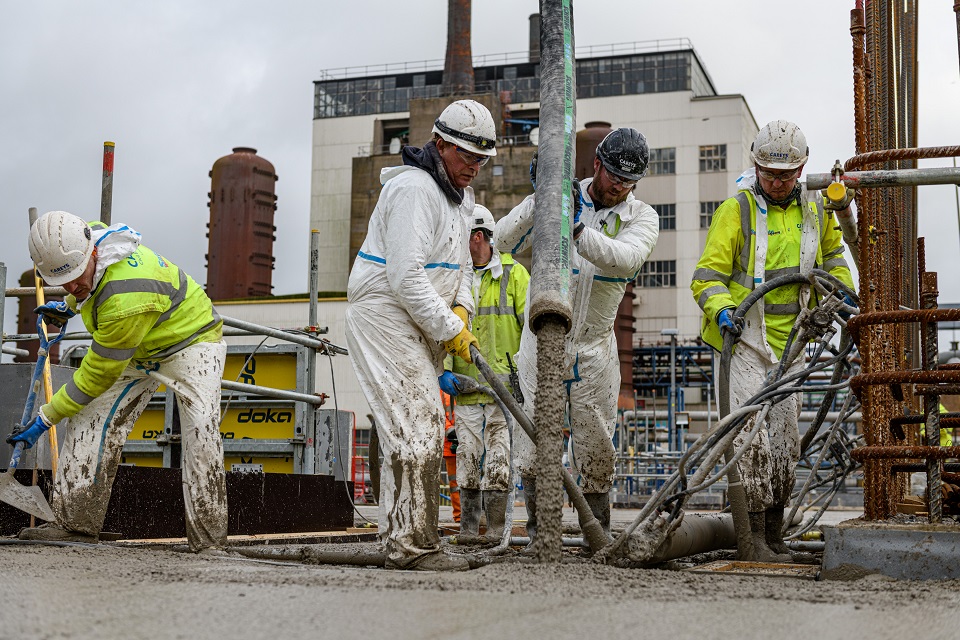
[469,346,610,553]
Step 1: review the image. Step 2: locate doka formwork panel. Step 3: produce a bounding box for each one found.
[0,466,354,538]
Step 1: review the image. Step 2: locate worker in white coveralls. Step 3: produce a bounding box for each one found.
[494,128,660,545]
[7,211,227,552]
[446,204,529,545]
[691,120,856,561]
[345,99,496,571]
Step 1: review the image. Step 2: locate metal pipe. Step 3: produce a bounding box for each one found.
[5,287,68,297]
[0,261,5,356]
[620,410,861,423]
[220,316,347,355]
[2,346,30,358]
[220,380,327,406]
[100,142,115,225]
[806,167,960,191]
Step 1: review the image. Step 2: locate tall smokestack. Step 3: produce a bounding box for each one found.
[442,0,474,95]
[529,13,541,63]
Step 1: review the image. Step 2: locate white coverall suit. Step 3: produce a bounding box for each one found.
[346,165,474,568]
[494,178,659,493]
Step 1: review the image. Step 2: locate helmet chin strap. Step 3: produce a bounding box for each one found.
[756,182,801,208]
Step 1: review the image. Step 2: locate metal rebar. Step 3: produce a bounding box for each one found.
[100,142,115,225]
[806,167,960,191]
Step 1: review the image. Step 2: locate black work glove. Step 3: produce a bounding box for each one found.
[446,428,458,454]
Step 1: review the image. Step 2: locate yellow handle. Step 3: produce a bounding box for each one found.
[33,270,59,479]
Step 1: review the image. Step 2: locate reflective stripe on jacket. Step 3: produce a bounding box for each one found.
[46,241,222,423]
[691,189,854,357]
[452,253,529,405]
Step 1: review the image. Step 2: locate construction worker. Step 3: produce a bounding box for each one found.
[441,391,460,523]
[449,204,529,545]
[345,99,494,571]
[691,120,856,561]
[495,127,660,545]
[7,211,227,552]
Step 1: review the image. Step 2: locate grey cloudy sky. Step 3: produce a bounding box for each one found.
[3,0,960,340]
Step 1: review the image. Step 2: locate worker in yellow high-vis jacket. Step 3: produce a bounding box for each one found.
[7,211,227,552]
[449,205,529,546]
[691,120,856,561]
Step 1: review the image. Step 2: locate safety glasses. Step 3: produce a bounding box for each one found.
[455,146,490,167]
[604,167,638,188]
[756,167,800,183]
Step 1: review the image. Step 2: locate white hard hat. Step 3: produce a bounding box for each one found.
[471,204,496,235]
[432,100,498,157]
[751,120,808,170]
[28,211,94,285]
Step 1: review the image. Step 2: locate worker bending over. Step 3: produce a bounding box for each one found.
[495,128,659,546]
[691,120,856,561]
[8,211,227,552]
[444,204,529,545]
[346,99,494,571]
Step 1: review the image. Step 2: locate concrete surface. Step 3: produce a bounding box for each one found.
[1,539,958,640]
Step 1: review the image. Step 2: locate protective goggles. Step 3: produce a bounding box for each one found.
[455,146,490,167]
[434,119,497,152]
[756,166,800,183]
[604,167,638,188]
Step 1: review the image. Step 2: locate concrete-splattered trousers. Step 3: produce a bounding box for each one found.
[513,332,619,494]
[345,305,446,568]
[54,340,228,551]
[454,403,511,491]
[728,343,802,512]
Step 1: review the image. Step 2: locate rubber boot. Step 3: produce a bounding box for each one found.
[18,523,98,544]
[520,476,537,556]
[764,508,792,556]
[746,511,791,562]
[482,490,509,545]
[583,492,611,536]
[457,488,484,545]
[406,551,471,572]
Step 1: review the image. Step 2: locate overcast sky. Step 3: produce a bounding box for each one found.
[3,0,960,343]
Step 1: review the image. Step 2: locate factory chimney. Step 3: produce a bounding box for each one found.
[442,0,474,95]
[205,147,278,300]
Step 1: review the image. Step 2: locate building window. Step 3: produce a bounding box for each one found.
[699,144,727,173]
[648,147,676,175]
[654,204,676,230]
[700,201,724,228]
[637,260,677,288]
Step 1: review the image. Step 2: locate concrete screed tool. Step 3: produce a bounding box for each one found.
[0,318,63,521]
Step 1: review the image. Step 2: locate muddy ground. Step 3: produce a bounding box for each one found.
[1,537,958,640]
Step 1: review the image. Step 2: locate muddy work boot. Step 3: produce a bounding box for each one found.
[482,490,509,545]
[19,523,99,544]
[456,488,484,545]
[520,476,537,556]
[745,511,791,562]
[405,551,471,572]
[764,508,792,556]
[583,492,611,536]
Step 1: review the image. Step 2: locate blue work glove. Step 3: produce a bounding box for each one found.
[529,151,538,190]
[717,308,742,337]
[838,291,857,321]
[35,300,75,328]
[6,412,53,449]
[572,179,583,224]
[438,371,461,397]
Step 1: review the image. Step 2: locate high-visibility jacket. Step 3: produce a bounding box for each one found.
[452,253,529,405]
[45,231,222,424]
[691,189,854,358]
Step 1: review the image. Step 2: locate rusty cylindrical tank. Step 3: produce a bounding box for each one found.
[16,269,61,364]
[575,121,613,180]
[206,147,278,300]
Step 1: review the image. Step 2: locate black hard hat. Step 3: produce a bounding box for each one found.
[596,128,649,181]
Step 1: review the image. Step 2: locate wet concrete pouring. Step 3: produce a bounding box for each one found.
[2,508,959,639]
